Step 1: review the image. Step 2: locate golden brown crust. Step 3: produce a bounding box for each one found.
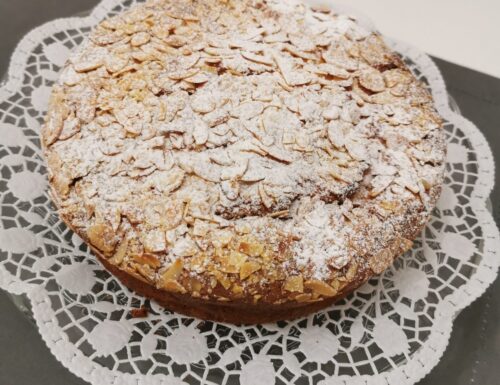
[41,0,446,323]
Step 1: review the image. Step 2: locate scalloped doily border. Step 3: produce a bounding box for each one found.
[0,1,498,385]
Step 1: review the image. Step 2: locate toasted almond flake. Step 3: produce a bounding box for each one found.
[220,180,239,200]
[184,72,210,84]
[345,139,368,161]
[142,230,166,253]
[322,50,358,71]
[191,93,216,114]
[131,31,151,46]
[369,248,393,274]
[87,223,117,254]
[304,279,337,297]
[193,118,209,145]
[145,168,185,193]
[104,55,129,73]
[133,253,161,268]
[369,175,394,197]
[240,261,261,280]
[204,56,222,64]
[165,35,187,47]
[284,276,304,292]
[162,259,183,281]
[134,263,155,282]
[238,238,264,257]
[315,63,350,79]
[112,64,138,77]
[283,44,317,60]
[110,238,128,265]
[42,108,64,146]
[258,183,273,209]
[73,57,103,72]
[222,250,247,273]
[240,163,266,182]
[232,101,264,120]
[165,8,199,21]
[172,236,198,257]
[162,279,187,293]
[269,210,289,218]
[61,66,82,86]
[193,219,210,237]
[212,229,233,248]
[323,106,341,121]
[259,144,293,164]
[168,67,200,80]
[359,69,386,92]
[295,293,313,303]
[241,51,274,66]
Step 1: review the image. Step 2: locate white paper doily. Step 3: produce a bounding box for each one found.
[0,1,499,385]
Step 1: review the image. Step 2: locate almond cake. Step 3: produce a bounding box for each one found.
[41,0,446,323]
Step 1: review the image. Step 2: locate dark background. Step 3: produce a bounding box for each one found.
[0,1,498,384]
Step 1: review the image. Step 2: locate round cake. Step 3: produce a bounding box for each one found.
[41,0,445,323]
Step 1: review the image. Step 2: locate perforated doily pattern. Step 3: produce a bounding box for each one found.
[0,1,498,385]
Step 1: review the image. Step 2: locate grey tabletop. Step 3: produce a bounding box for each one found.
[0,1,499,384]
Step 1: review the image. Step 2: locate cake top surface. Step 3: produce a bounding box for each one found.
[42,0,445,303]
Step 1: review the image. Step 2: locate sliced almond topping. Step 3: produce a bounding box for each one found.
[345,262,358,282]
[284,44,317,60]
[315,63,350,79]
[191,93,216,114]
[145,168,185,193]
[162,279,187,293]
[193,219,210,237]
[134,263,155,282]
[184,72,210,84]
[141,229,166,253]
[345,139,368,161]
[133,253,161,268]
[232,101,264,120]
[238,237,264,257]
[323,106,341,121]
[168,67,200,81]
[272,52,311,86]
[369,175,394,197]
[212,229,233,247]
[221,250,247,273]
[220,180,239,200]
[294,293,313,303]
[131,31,151,46]
[104,55,129,73]
[192,118,209,145]
[42,109,64,146]
[110,238,128,266]
[304,279,338,297]
[369,248,393,274]
[162,259,183,281]
[239,261,261,280]
[258,182,273,209]
[87,223,117,254]
[258,144,293,164]
[284,276,304,292]
[73,56,103,72]
[359,68,386,93]
[171,236,199,257]
[165,35,187,48]
[220,159,248,180]
[241,51,274,66]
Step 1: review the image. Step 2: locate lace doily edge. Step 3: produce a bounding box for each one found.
[0,3,497,385]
